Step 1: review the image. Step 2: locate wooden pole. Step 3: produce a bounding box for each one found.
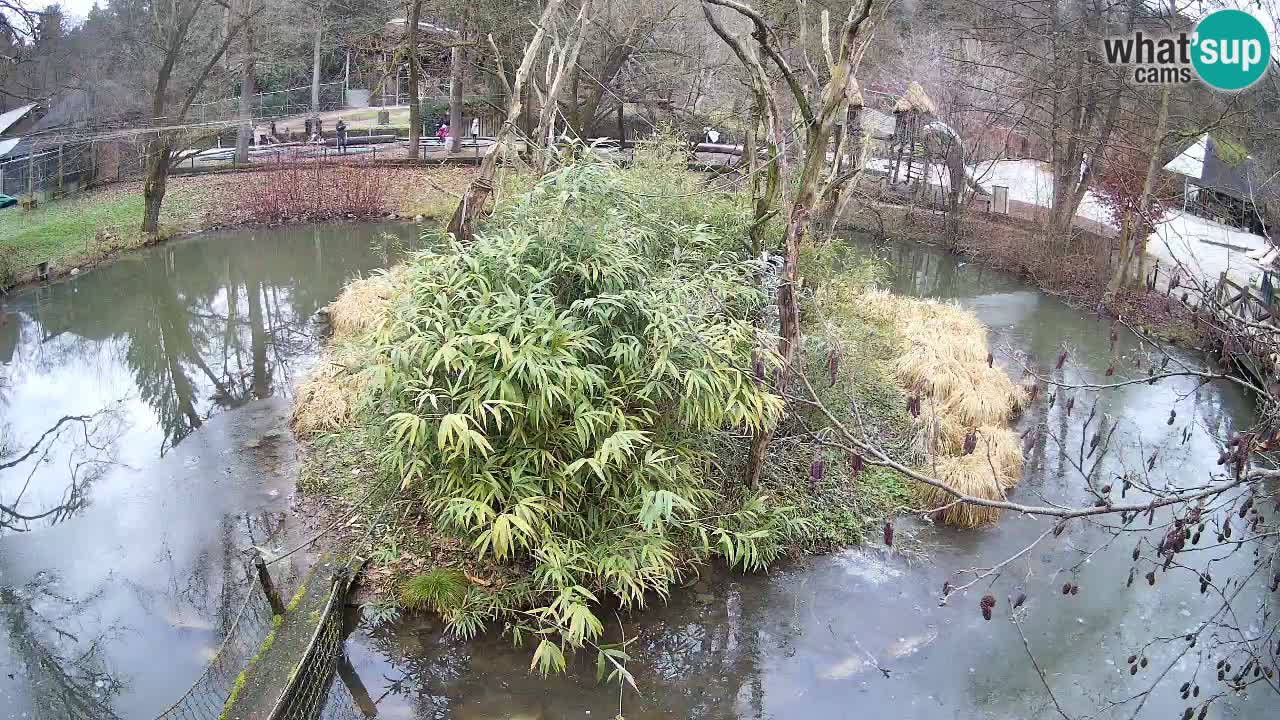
[253,550,287,615]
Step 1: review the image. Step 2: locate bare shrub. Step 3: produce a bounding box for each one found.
[233,160,390,224]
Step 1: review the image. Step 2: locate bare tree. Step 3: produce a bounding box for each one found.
[129,0,258,236]
[702,0,880,487]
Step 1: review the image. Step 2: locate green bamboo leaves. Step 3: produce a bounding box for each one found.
[371,161,804,656]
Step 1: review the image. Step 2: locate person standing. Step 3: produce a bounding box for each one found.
[470,117,480,138]
[336,119,348,154]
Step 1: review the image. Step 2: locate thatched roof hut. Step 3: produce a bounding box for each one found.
[893,81,937,115]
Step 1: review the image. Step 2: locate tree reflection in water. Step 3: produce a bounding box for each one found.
[0,572,125,719]
[0,224,419,528]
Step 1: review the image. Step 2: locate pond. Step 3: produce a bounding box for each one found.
[0,226,1272,720]
[340,237,1274,720]
[0,222,419,719]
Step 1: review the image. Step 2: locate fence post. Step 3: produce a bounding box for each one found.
[27,149,35,199]
[0,161,5,195]
[253,550,287,616]
[57,144,64,195]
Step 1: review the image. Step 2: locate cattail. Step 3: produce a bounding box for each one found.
[883,521,894,547]
[1013,592,1026,608]
[1132,545,1140,561]
[1106,366,1115,377]
[1126,568,1135,587]
[809,457,825,482]
[1146,571,1156,586]
[1238,497,1252,517]
[1053,520,1067,537]
[1062,582,1072,595]
[1168,409,1176,425]
[1197,706,1208,720]
[986,352,993,368]
[1182,707,1194,720]
[1130,664,1138,675]
[1139,657,1147,668]
[1147,452,1157,471]
[1070,583,1079,595]
[1056,350,1068,369]
[1127,654,1138,664]
[963,430,978,455]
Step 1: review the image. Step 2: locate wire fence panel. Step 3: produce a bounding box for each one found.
[267,571,357,720]
[0,138,148,199]
[154,583,277,720]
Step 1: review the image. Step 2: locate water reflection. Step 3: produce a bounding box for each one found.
[0,223,419,718]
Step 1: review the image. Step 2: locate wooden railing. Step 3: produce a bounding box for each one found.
[1214,272,1279,324]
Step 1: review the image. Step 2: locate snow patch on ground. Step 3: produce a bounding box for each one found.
[866,154,1273,287]
[1148,212,1270,286]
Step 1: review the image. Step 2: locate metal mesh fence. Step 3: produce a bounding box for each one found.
[188,83,347,124]
[266,571,356,720]
[154,581,277,720]
[0,138,147,200]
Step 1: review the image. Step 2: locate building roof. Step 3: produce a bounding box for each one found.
[0,103,38,135]
[893,82,937,115]
[1164,133,1272,201]
[0,137,19,158]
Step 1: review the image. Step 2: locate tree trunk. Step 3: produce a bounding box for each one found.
[447,1,565,241]
[535,0,593,174]
[448,45,464,153]
[310,18,322,121]
[615,75,624,142]
[142,138,174,237]
[405,0,422,160]
[1107,88,1169,296]
[234,8,256,165]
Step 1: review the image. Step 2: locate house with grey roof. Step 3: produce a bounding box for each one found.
[1163,133,1275,236]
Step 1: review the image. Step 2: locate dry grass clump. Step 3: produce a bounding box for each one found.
[291,361,369,435]
[858,290,1025,527]
[327,267,404,342]
[292,268,404,434]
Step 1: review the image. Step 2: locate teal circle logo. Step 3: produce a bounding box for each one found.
[1192,9,1271,91]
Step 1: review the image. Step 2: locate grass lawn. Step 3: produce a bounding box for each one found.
[0,183,207,285]
[0,165,475,287]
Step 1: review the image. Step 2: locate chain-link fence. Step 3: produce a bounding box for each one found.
[0,136,149,201]
[153,580,277,720]
[188,83,347,124]
[264,571,365,720]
